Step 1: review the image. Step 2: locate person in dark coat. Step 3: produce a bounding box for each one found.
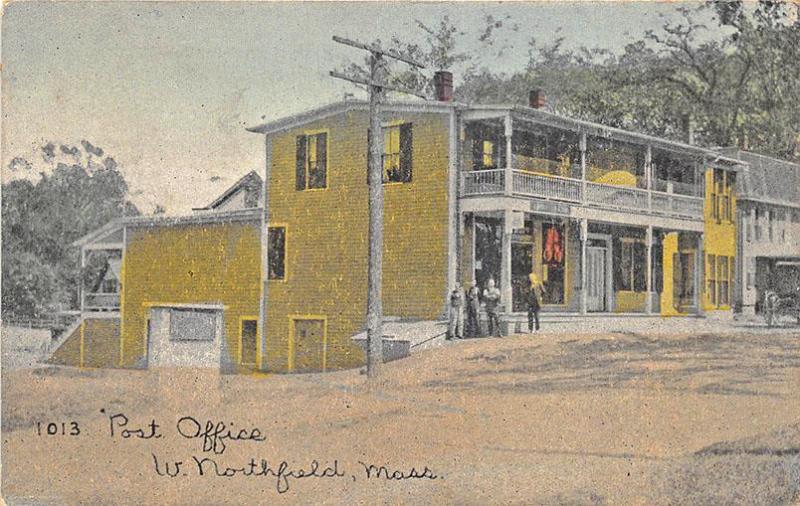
[465,283,481,337]
[447,283,465,340]
[527,272,545,333]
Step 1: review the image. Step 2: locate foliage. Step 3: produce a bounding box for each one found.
[456,1,800,161]
[2,142,140,317]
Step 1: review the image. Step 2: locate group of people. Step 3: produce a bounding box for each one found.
[447,273,545,340]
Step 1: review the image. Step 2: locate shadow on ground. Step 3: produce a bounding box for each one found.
[425,332,800,398]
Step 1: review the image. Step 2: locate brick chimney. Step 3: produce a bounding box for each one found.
[529,89,546,109]
[433,71,453,102]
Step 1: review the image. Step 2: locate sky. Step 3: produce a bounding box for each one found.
[2,1,713,213]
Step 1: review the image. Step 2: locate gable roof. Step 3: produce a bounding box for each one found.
[715,148,800,208]
[194,170,263,211]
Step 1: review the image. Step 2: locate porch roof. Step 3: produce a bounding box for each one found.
[467,104,749,168]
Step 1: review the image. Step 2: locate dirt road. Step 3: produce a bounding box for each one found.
[3,330,799,504]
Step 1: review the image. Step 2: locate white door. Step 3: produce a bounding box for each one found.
[587,247,607,312]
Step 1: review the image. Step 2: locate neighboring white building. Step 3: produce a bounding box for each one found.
[719,149,800,315]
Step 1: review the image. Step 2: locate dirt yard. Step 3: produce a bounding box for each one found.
[3,329,799,505]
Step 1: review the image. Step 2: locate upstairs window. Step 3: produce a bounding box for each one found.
[382,123,413,183]
[468,123,505,170]
[268,226,286,280]
[296,132,327,190]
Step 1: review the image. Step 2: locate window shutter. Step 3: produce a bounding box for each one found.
[295,135,307,190]
[399,123,413,183]
[316,132,327,188]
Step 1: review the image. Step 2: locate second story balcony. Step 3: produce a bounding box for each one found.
[460,113,706,221]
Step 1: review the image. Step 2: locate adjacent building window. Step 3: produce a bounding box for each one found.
[240,319,258,366]
[296,132,328,190]
[619,239,647,292]
[382,123,413,183]
[707,254,717,307]
[754,207,763,241]
[718,256,729,306]
[268,226,286,280]
[707,254,733,308]
[768,209,777,243]
[747,257,755,289]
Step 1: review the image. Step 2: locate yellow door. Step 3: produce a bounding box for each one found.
[291,319,326,373]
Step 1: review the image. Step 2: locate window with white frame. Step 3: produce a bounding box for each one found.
[295,132,328,190]
[382,123,413,183]
[619,239,647,292]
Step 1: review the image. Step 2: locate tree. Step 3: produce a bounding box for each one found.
[2,141,144,317]
[456,1,799,161]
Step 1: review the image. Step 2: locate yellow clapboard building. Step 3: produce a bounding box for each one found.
[57,79,745,373]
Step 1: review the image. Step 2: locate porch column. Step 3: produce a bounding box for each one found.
[501,208,513,315]
[579,132,587,203]
[695,233,705,316]
[645,145,652,210]
[504,113,513,196]
[645,225,653,314]
[580,218,588,315]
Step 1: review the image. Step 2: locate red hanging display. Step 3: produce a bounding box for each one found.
[543,225,564,265]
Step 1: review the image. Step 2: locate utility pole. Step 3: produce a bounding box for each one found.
[330,36,425,378]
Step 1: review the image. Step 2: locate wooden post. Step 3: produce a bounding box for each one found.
[696,233,705,316]
[504,114,513,196]
[580,218,588,315]
[259,135,273,372]
[365,53,386,378]
[501,209,513,325]
[579,132,587,203]
[645,144,652,210]
[646,225,653,314]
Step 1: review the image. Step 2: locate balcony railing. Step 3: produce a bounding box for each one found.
[462,169,505,196]
[83,292,120,312]
[512,171,582,202]
[461,170,704,221]
[585,182,649,211]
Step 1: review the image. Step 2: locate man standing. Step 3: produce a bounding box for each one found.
[447,283,465,340]
[527,272,545,333]
[465,283,481,337]
[483,278,502,337]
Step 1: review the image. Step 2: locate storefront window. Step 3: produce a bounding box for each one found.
[542,223,565,304]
